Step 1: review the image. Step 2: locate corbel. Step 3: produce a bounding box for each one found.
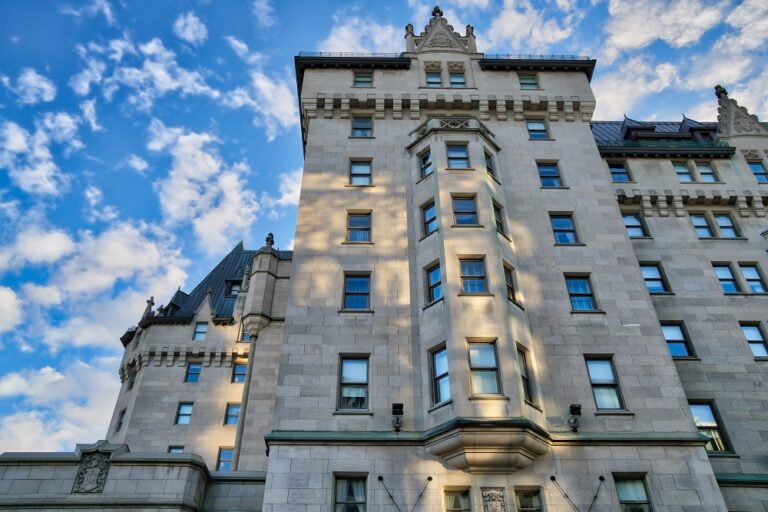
[564,100,574,121]
[323,94,334,119]
[178,351,187,366]
[375,96,385,119]
[737,195,750,217]
[752,195,766,217]
[479,98,489,120]
[340,96,350,119]
[153,348,164,367]
[140,351,151,368]
[447,61,464,71]
[392,96,402,119]
[547,99,558,121]
[302,98,317,119]
[165,349,176,366]
[224,351,234,367]
[203,350,212,367]
[580,101,595,121]
[741,149,762,160]
[512,97,523,121]
[424,60,442,71]
[657,194,669,217]
[641,194,653,217]
[673,195,686,216]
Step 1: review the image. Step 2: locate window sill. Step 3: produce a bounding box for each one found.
[754,356,768,361]
[451,224,485,228]
[594,409,634,416]
[459,292,494,297]
[342,241,375,245]
[344,184,375,188]
[509,299,525,311]
[571,309,606,314]
[681,181,727,185]
[672,356,701,361]
[419,230,438,242]
[469,394,510,401]
[349,136,375,139]
[612,180,637,184]
[554,242,586,247]
[698,237,748,241]
[423,297,444,311]
[649,291,675,296]
[487,173,502,185]
[724,292,768,296]
[351,85,373,88]
[629,236,654,240]
[333,410,374,416]
[446,167,475,171]
[428,399,453,413]
[707,452,739,459]
[525,399,542,412]
[529,138,555,141]
[540,186,570,190]
[497,231,513,242]
[415,172,433,185]
[339,309,375,314]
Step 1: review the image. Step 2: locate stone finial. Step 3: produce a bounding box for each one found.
[266,232,274,247]
[432,5,443,17]
[141,296,155,319]
[715,84,728,99]
[405,23,414,35]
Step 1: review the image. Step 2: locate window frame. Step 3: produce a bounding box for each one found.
[346,211,372,243]
[660,322,694,358]
[338,355,370,410]
[623,212,649,238]
[688,401,732,453]
[503,263,518,303]
[192,321,208,341]
[446,144,470,169]
[425,262,443,304]
[185,362,203,383]
[518,73,539,90]
[484,150,497,179]
[224,403,241,426]
[168,446,184,454]
[352,70,373,87]
[739,263,767,293]
[550,213,579,244]
[493,200,506,235]
[226,281,241,296]
[430,343,450,405]
[515,488,544,512]
[334,475,368,511]
[526,118,549,140]
[115,408,126,433]
[565,274,598,312]
[713,263,741,293]
[452,195,478,226]
[216,447,234,471]
[350,116,373,138]
[349,160,372,186]
[608,161,631,182]
[444,488,472,512]
[517,346,536,405]
[673,161,694,183]
[740,322,768,358]
[639,262,670,294]
[585,356,625,411]
[695,161,718,183]
[713,213,740,238]
[537,162,562,187]
[231,362,248,383]
[419,148,433,178]
[343,273,371,310]
[467,340,502,395]
[614,477,652,511]
[449,72,466,88]
[175,402,193,425]
[747,160,768,183]
[422,200,438,237]
[459,257,488,294]
[425,71,442,88]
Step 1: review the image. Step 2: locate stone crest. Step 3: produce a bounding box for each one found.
[70,440,128,494]
[424,33,459,48]
[424,61,442,71]
[742,149,762,160]
[447,61,465,71]
[482,488,506,512]
[734,112,760,134]
[715,84,768,137]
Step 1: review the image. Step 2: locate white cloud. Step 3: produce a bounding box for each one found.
[173,12,208,45]
[224,36,263,66]
[713,0,768,55]
[262,167,302,209]
[486,0,572,52]
[2,68,57,105]
[60,0,116,26]
[69,58,106,96]
[0,286,22,333]
[317,15,402,53]
[0,226,76,271]
[126,154,149,173]
[252,0,276,28]
[39,112,83,152]
[22,283,64,306]
[84,185,119,223]
[80,99,103,131]
[731,64,768,120]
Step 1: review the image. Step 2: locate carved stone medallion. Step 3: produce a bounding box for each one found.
[72,452,110,493]
[482,488,506,512]
[424,33,459,48]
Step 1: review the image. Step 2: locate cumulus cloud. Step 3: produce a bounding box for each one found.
[22,283,64,306]
[0,286,22,333]
[224,36,263,66]
[262,167,302,210]
[126,154,149,173]
[59,0,116,25]
[486,0,572,52]
[317,15,402,53]
[251,0,276,28]
[2,68,57,105]
[173,12,208,45]
[84,185,119,223]
[0,226,76,271]
[69,58,106,96]
[222,71,299,141]
[714,0,768,55]
[80,99,103,131]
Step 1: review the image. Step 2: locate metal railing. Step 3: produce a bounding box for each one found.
[298,51,405,58]
[482,53,592,61]
[410,116,495,139]
[595,139,731,149]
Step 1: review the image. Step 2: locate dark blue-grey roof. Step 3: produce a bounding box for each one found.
[591,118,718,141]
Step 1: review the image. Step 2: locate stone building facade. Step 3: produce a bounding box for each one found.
[2,8,767,512]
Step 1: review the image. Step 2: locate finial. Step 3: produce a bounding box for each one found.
[432,5,443,17]
[714,84,728,99]
[266,232,274,247]
[405,23,414,35]
[147,296,154,306]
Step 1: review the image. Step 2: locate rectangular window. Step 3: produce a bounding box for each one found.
[484,151,497,178]
[550,214,578,244]
[493,201,506,235]
[447,144,470,168]
[740,264,766,293]
[741,323,768,357]
[714,214,739,238]
[661,323,692,357]
[615,479,651,512]
[335,476,367,510]
[697,162,717,182]
[585,358,623,410]
[608,162,631,182]
[566,275,596,311]
[460,258,487,293]
[640,263,669,293]
[224,403,240,425]
[185,362,202,383]
[504,265,517,302]
[449,72,466,88]
[690,214,714,238]
[241,327,250,342]
[674,162,693,183]
[623,213,648,237]
[420,149,433,178]
[115,408,126,433]
[452,196,478,225]
[426,71,442,87]
[432,346,450,404]
[216,448,234,471]
[426,263,443,303]
[351,116,372,137]
[444,490,471,511]
[537,163,561,187]
[339,357,368,409]
[353,71,372,87]
[748,161,768,183]
[516,489,543,511]
[168,446,184,454]
[519,73,538,90]
[227,281,241,295]
[714,264,740,293]
[344,274,370,310]
[689,402,729,452]
[127,372,135,391]
[422,201,438,235]
[526,119,548,140]
[193,322,208,341]
[347,212,371,242]
[349,161,372,185]
[232,363,247,383]
[175,402,193,425]
[517,348,534,403]
[468,342,500,394]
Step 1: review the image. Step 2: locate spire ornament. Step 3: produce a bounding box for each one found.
[265,232,274,247]
[432,5,443,17]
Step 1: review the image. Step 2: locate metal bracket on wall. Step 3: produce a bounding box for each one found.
[377,475,433,512]
[550,475,605,512]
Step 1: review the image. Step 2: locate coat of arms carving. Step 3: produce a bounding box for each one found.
[482,488,506,512]
[72,452,110,493]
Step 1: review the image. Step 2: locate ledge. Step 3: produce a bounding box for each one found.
[468,394,510,401]
[540,186,570,190]
[427,399,453,413]
[344,184,376,188]
[698,237,748,241]
[423,297,444,311]
[571,309,606,314]
[452,224,485,228]
[458,292,494,297]
[594,409,634,416]
[715,473,768,487]
[478,56,596,81]
[333,410,374,416]
[342,241,375,245]
[419,230,438,242]
[446,167,475,171]
[338,309,375,313]
[554,242,586,247]
[672,356,701,361]
[707,452,740,459]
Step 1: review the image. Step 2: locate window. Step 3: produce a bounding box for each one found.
[216,448,234,471]
[608,162,631,182]
[740,264,766,293]
[420,149,433,178]
[661,323,692,357]
[696,162,717,182]
[519,73,538,90]
[714,214,739,238]
[227,281,241,296]
[351,116,372,137]
[175,402,193,425]
[689,402,729,452]
[526,119,548,140]
[431,346,450,404]
[224,404,240,425]
[585,358,623,410]
[537,163,561,187]
[517,348,535,403]
[615,479,651,512]
[468,342,500,394]
[193,322,208,341]
[422,201,438,235]
[232,363,247,383]
[503,265,517,302]
[426,263,443,303]
[566,275,597,311]
[623,213,648,238]
[640,263,669,293]
[516,490,543,511]
[115,409,126,433]
[452,196,478,225]
[344,274,370,310]
[550,214,578,244]
[741,323,768,357]
[485,151,497,178]
[714,264,740,293]
[185,363,202,382]
[674,162,693,183]
[335,476,367,511]
[447,144,470,168]
[426,71,442,88]
[127,372,136,390]
[449,72,466,88]
[690,214,714,238]
[349,161,372,185]
[347,212,371,242]
[353,71,372,87]
[241,327,250,342]
[444,490,471,511]
[339,357,368,409]
[460,259,487,293]
[748,161,767,183]
[493,201,506,235]
[168,446,184,454]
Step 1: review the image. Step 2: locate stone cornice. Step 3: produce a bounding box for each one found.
[615,188,767,218]
[118,345,250,382]
[478,56,597,81]
[295,54,411,96]
[715,473,768,487]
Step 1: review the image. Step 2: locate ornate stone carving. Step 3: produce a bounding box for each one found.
[742,149,762,160]
[424,61,442,71]
[482,488,507,512]
[734,112,760,134]
[72,452,110,493]
[424,33,459,48]
[447,61,465,71]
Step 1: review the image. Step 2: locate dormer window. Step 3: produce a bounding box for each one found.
[227,281,241,296]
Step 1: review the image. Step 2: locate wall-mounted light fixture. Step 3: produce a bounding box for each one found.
[568,403,582,432]
[392,403,403,432]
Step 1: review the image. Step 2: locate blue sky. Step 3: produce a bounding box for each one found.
[0,0,765,452]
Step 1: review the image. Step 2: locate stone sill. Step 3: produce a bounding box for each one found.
[650,292,675,296]
[446,167,475,171]
[423,298,444,311]
[540,186,570,190]
[698,237,748,241]
[672,356,701,362]
[468,394,510,401]
[497,230,513,242]
[707,452,739,459]
[754,357,768,361]
[342,241,375,245]
[333,410,374,416]
[419,230,438,242]
[344,184,375,188]
[525,400,543,412]
[349,136,375,139]
[529,138,555,142]
[509,299,525,311]
[338,309,375,314]
[629,236,654,240]
[594,409,634,416]
[724,292,768,297]
[554,242,586,247]
[458,292,494,297]
[452,224,485,228]
[415,172,433,185]
[428,399,453,413]
[571,309,606,314]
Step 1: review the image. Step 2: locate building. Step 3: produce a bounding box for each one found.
[2,7,768,511]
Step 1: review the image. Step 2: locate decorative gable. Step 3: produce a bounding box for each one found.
[405,6,478,54]
[715,84,768,138]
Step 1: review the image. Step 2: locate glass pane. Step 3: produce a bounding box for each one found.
[345,277,369,293]
[340,386,367,409]
[701,427,727,451]
[645,280,665,293]
[434,349,448,375]
[179,404,193,414]
[341,359,368,383]
[714,266,733,279]
[566,278,591,294]
[428,266,441,287]
[469,343,496,367]
[437,375,451,402]
[453,198,475,212]
[348,215,370,228]
[455,213,477,225]
[668,342,691,357]
[471,370,499,394]
[538,164,558,176]
[345,295,368,309]
[462,278,486,293]
[461,260,484,276]
[741,266,760,280]
[527,120,546,130]
[571,296,594,310]
[661,325,684,341]
[689,404,717,427]
[640,266,661,279]
[750,343,768,357]
[616,480,647,501]
[336,478,366,504]
[447,146,468,158]
[350,176,371,185]
[594,386,621,409]
[742,325,764,342]
[551,216,574,230]
[587,360,615,383]
[348,231,370,242]
[445,491,470,510]
[517,490,542,508]
[540,177,561,187]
